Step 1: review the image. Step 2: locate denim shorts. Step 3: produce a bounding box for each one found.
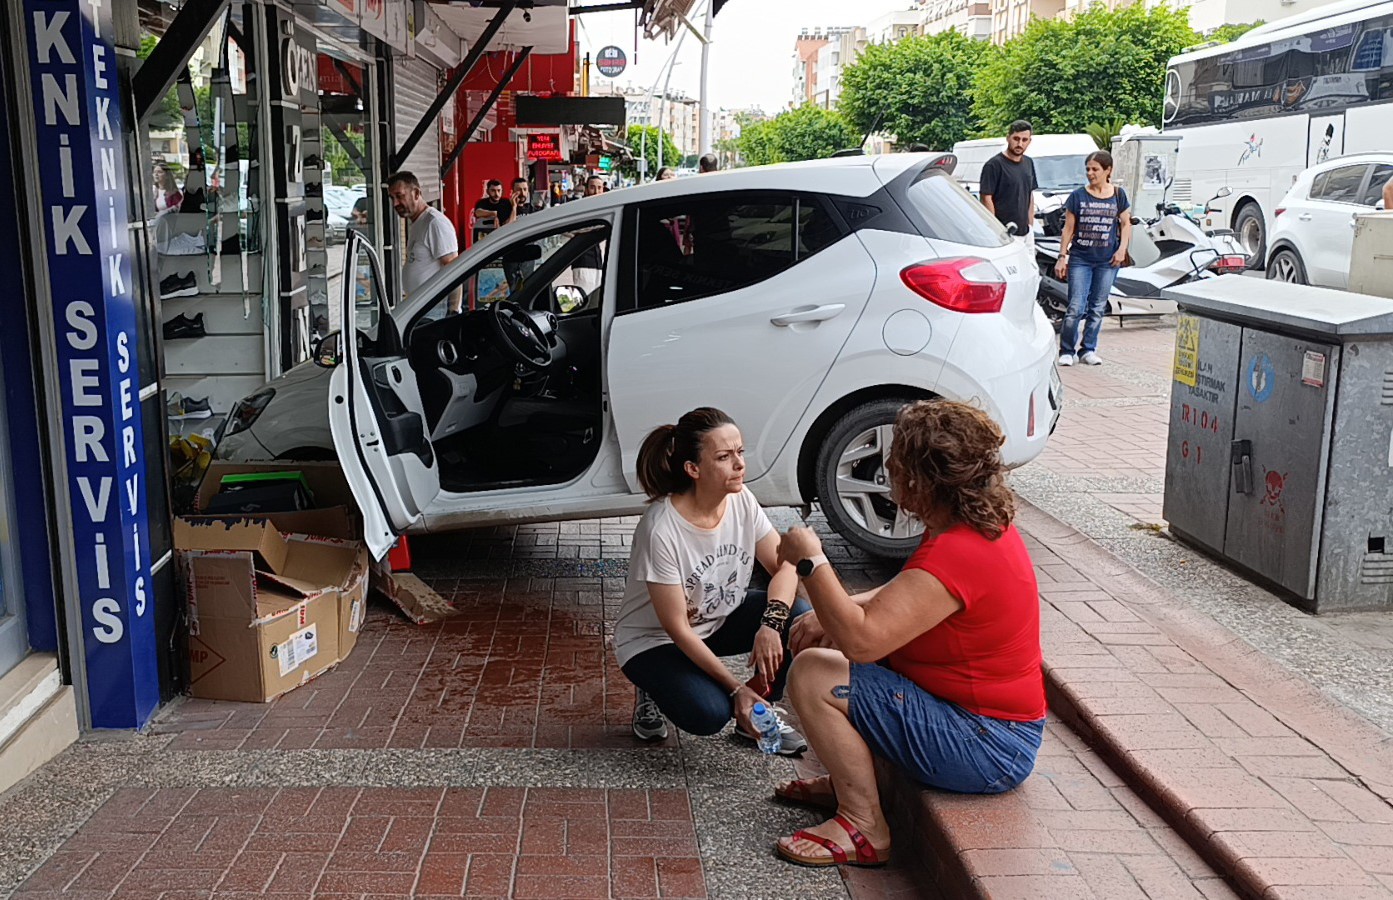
[848,662,1044,794]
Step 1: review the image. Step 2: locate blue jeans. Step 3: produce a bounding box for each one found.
[848,662,1044,794]
[1060,259,1119,356]
[622,591,812,736]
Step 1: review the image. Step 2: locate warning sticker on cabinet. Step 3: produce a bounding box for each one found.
[1173,315,1200,387]
[277,625,319,677]
[1301,351,1326,387]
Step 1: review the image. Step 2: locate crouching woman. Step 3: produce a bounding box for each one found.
[614,407,809,754]
[772,400,1046,867]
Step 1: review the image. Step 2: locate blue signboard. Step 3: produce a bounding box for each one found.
[23,0,159,727]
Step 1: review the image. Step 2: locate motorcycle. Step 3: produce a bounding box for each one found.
[1034,187,1247,330]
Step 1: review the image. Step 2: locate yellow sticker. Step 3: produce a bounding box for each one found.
[1173,314,1200,387]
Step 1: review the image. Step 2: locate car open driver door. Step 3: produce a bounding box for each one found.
[327,232,442,559]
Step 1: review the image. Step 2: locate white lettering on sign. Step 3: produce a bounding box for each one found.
[280,36,315,98]
[92,597,123,643]
[33,11,74,63]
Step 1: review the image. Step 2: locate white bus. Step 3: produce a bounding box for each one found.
[1163,0,1393,266]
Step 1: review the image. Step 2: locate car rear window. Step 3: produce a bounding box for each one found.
[903,170,1011,248]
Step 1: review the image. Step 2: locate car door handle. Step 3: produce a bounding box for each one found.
[1297,213,1314,221]
[771,304,846,327]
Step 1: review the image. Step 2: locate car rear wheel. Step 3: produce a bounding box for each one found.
[816,399,924,559]
[1265,248,1307,284]
[1234,203,1267,270]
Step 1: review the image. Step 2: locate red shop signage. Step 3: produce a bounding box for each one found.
[527,133,564,162]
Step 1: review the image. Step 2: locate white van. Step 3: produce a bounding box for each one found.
[952,133,1098,204]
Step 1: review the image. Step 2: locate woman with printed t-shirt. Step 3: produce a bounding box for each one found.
[769,400,1045,868]
[1055,150,1132,367]
[613,407,810,756]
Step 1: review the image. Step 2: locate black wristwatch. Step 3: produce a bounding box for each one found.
[796,554,830,578]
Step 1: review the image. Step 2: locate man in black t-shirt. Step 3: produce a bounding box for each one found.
[472,179,514,244]
[979,120,1038,245]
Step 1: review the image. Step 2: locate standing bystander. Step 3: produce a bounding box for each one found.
[472,179,514,244]
[390,171,460,309]
[980,121,1038,246]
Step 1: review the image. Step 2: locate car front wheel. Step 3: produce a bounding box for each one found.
[815,399,924,559]
[1266,248,1307,284]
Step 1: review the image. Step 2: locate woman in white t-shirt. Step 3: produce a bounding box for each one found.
[614,407,810,755]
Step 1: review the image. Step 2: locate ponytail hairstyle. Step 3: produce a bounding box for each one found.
[636,407,736,501]
[1086,149,1114,173]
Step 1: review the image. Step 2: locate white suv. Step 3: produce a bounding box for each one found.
[220,154,1061,558]
[1266,153,1393,288]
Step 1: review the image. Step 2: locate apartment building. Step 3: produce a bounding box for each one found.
[919,0,994,39]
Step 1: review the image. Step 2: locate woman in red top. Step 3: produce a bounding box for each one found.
[770,400,1045,868]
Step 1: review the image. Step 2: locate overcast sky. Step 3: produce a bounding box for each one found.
[574,0,915,114]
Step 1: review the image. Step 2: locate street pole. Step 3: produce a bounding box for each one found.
[698,3,712,156]
[640,24,689,182]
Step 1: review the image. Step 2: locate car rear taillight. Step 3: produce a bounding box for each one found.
[1275,207,1286,217]
[900,258,1006,313]
[1211,254,1247,275]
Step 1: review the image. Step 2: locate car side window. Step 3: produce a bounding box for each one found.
[1309,172,1330,199]
[631,193,841,311]
[1360,164,1393,206]
[1320,165,1371,204]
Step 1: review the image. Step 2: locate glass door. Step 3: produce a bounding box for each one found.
[0,362,29,677]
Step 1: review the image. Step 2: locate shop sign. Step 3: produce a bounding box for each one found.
[23,0,159,727]
[528,133,565,162]
[279,25,318,104]
[596,45,627,78]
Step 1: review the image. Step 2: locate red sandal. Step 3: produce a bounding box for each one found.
[776,814,891,868]
[772,778,838,812]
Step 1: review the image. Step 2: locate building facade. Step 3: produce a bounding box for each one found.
[920,0,995,39]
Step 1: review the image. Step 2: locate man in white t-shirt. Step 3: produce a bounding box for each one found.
[389,171,460,310]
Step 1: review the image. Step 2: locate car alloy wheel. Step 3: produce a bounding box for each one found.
[1265,249,1306,284]
[816,399,924,558]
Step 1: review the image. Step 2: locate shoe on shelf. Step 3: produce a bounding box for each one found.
[159,272,198,299]
[160,232,207,256]
[305,207,325,223]
[1081,351,1104,366]
[162,311,207,340]
[181,396,213,419]
[1057,353,1076,367]
[632,689,668,742]
[220,234,242,256]
[304,153,323,169]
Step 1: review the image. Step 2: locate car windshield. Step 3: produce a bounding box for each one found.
[1034,155,1090,193]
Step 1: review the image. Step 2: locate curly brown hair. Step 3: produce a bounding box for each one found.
[887,400,1015,540]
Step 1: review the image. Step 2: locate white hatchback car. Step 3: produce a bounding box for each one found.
[219,154,1061,558]
[1266,153,1393,287]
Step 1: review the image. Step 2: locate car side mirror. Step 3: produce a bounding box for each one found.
[553,285,586,313]
[314,331,343,368]
[1214,186,1233,199]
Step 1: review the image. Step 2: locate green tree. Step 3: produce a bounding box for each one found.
[622,124,681,179]
[736,105,859,165]
[1207,21,1264,43]
[138,34,183,130]
[973,4,1200,135]
[839,30,999,150]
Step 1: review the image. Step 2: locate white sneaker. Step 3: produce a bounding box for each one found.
[1058,354,1076,367]
[160,232,207,256]
[1081,351,1103,366]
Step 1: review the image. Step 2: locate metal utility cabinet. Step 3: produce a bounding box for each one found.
[1163,277,1393,613]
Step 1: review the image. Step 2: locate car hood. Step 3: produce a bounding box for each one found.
[217,360,335,462]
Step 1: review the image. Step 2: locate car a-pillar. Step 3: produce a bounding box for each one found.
[17,0,161,728]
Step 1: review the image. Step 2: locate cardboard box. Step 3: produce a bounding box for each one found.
[291,534,371,660]
[193,461,360,540]
[175,518,364,702]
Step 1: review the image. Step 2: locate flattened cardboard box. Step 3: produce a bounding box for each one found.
[176,518,362,702]
[193,461,360,540]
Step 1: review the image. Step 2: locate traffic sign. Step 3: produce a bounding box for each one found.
[596,45,627,78]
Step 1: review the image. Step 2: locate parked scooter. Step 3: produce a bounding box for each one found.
[1034,187,1247,329]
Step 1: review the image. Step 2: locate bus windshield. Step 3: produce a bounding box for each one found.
[1034,155,1090,193]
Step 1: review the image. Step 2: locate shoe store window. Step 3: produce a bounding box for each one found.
[140,6,263,514]
[310,51,381,341]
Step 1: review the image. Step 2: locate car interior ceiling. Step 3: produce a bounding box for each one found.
[395,228,608,494]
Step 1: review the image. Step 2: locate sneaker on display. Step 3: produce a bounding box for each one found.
[179,188,205,214]
[631,689,668,742]
[1081,351,1104,366]
[1058,353,1076,367]
[179,396,213,419]
[220,235,242,256]
[159,272,198,300]
[160,232,207,256]
[162,311,207,340]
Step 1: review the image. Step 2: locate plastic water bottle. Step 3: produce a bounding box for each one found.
[750,703,783,755]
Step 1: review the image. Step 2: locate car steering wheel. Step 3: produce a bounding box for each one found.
[488,300,554,369]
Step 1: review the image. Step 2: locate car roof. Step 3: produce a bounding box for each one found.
[1303,152,1393,175]
[517,155,898,228]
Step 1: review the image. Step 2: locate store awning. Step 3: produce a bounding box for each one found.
[429,0,571,55]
